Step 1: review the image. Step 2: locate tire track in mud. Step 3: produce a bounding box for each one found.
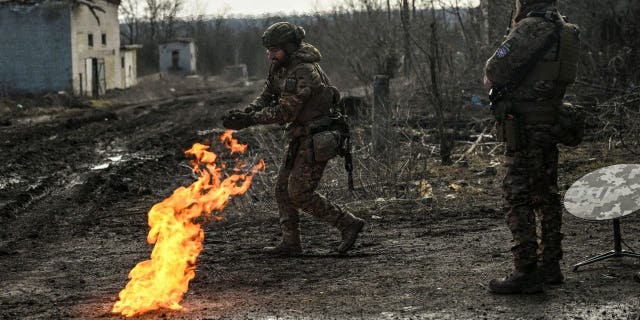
[0,89,247,244]
[2,86,640,319]
[1,87,254,319]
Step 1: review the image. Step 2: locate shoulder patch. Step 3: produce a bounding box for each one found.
[495,39,514,59]
[496,46,509,59]
[284,78,297,93]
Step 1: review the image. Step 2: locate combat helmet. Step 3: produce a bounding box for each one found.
[515,0,557,22]
[516,0,557,11]
[262,22,306,53]
[517,0,556,6]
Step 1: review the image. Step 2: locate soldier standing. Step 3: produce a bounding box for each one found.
[484,0,580,294]
[222,22,365,256]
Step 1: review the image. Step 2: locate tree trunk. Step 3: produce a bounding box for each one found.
[412,0,416,19]
[401,0,411,76]
[428,9,452,165]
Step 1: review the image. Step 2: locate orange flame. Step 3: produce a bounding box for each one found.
[221,130,248,155]
[112,130,264,317]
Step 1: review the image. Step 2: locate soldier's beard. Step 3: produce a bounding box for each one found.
[270,57,288,68]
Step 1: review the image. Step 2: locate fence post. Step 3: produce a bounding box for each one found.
[372,74,391,154]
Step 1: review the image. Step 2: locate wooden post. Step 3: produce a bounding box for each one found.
[372,75,391,154]
[401,0,411,76]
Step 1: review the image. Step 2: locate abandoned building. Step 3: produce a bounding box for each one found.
[159,38,197,77]
[0,0,140,96]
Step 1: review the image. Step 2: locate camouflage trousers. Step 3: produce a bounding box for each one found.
[275,136,347,233]
[503,127,563,270]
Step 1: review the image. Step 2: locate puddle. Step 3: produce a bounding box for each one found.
[89,152,162,171]
[91,156,124,171]
[91,151,125,171]
[0,177,25,190]
[91,163,111,171]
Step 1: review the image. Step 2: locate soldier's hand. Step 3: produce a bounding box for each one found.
[221,112,256,130]
[226,109,244,116]
[227,107,255,114]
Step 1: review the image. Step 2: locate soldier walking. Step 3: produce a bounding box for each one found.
[484,0,580,293]
[222,22,365,256]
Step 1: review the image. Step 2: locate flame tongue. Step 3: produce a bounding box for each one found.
[112,130,264,317]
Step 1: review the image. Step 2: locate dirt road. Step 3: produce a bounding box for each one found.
[1,84,639,319]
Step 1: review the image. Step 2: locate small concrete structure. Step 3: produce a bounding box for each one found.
[120,44,142,88]
[159,38,197,76]
[0,0,141,96]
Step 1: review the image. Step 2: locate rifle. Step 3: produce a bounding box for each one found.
[488,8,514,111]
[331,109,354,191]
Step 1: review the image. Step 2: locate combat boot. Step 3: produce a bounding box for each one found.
[539,260,564,285]
[489,265,543,294]
[263,226,302,256]
[335,212,365,254]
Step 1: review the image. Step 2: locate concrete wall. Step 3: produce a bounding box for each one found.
[0,2,73,93]
[70,0,121,95]
[159,42,197,76]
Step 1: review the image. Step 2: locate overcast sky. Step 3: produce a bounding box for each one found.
[182,0,342,17]
[182,0,480,18]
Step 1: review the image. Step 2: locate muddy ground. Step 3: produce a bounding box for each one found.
[1,80,639,320]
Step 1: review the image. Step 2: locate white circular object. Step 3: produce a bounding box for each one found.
[564,164,640,220]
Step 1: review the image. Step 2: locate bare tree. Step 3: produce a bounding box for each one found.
[320,0,401,87]
[119,0,141,45]
[158,0,184,41]
[143,0,183,42]
[401,0,411,76]
[144,0,161,41]
[407,1,476,165]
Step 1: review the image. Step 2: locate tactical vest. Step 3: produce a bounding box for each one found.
[496,15,582,148]
[520,19,580,88]
[288,62,340,125]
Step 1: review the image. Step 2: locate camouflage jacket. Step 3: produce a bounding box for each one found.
[250,43,338,126]
[484,6,571,101]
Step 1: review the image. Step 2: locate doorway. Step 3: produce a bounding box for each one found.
[91,58,106,96]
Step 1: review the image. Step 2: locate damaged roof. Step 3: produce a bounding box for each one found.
[0,0,121,5]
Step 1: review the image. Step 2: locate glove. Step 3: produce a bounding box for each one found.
[222,111,256,130]
[226,108,246,114]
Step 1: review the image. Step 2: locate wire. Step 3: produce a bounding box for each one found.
[621,238,636,253]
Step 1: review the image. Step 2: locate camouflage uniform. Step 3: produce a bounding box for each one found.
[252,42,362,248]
[484,0,580,291]
[226,23,364,255]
